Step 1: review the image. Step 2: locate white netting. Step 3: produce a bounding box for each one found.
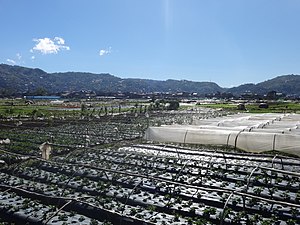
[144,113,300,156]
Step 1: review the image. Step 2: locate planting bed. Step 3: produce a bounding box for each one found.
[1,143,300,224]
[0,111,299,224]
[0,108,228,157]
[0,120,144,157]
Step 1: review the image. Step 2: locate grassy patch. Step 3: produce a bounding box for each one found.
[196,102,300,113]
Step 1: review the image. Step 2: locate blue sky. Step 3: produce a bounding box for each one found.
[1,0,300,87]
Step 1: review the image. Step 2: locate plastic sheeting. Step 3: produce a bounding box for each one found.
[144,113,300,156]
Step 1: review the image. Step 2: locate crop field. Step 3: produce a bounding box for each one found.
[0,110,300,225]
[197,102,300,114]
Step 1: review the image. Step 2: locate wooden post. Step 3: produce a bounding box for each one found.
[40,142,52,160]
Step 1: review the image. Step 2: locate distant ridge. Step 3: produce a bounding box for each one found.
[0,64,223,95]
[0,64,300,96]
[228,75,300,96]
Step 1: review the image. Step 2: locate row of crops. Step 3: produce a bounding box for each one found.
[0,109,228,156]
[1,143,300,224]
[1,109,299,224]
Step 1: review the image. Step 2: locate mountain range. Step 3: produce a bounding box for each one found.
[0,64,300,97]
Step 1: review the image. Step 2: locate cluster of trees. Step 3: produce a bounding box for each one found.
[148,99,180,111]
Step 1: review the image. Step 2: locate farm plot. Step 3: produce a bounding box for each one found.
[0,121,144,157]
[1,144,300,224]
[0,108,228,157]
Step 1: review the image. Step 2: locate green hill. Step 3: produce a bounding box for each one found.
[0,64,224,95]
[228,75,300,96]
[1,64,300,97]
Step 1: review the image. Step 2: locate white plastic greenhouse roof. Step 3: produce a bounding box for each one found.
[144,113,300,156]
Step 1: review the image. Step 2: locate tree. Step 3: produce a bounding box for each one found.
[34,87,48,96]
[165,100,180,110]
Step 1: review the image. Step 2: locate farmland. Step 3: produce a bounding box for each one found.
[0,103,300,225]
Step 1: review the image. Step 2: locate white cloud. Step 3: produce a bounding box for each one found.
[6,53,24,65]
[31,56,35,60]
[99,47,112,56]
[6,59,16,65]
[16,53,22,60]
[31,37,70,54]
[54,37,65,45]
[99,50,107,56]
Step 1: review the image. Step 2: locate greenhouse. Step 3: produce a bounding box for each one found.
[144,113,300,156]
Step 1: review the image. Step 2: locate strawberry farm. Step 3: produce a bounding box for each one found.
[0,110,300,225]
